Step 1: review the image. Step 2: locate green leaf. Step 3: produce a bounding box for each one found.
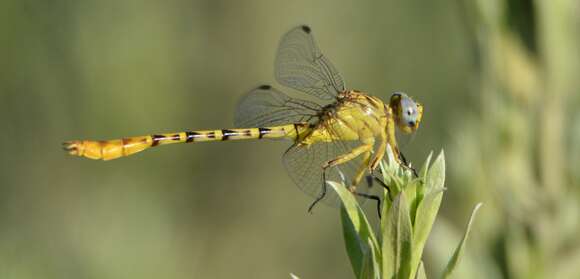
[382,193,413,279]
[419,151,434,181]
[405,181,419,222]
[441,203,483,279]
[379,145,408,195]
[341,206,366,278]
[412,151,434,222]
[332,181,380,279]
[368,239,382,279]
[416,261,428,279]
[426,151,446,192]
[410,152,446,279]
[410,188,444,277]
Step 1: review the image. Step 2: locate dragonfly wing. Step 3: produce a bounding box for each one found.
[234,85,322,128]
[275,25,346,101]
[282,126,374,207]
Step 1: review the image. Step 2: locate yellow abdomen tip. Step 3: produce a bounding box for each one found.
[63,141,82,156]
[62,140,109,160]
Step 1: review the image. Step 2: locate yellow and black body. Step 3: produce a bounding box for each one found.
[63,25,423,211]
[64,124,309,161]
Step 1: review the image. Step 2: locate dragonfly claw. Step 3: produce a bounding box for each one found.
[62,141,80,155]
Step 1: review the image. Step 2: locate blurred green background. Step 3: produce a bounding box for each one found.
[1,0,578,278]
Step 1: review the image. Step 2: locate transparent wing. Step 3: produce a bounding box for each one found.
[275,25,346,101]
[282,123,374,206]
[234,85,322,128]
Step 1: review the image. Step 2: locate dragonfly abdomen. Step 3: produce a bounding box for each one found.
[63,124,308,161]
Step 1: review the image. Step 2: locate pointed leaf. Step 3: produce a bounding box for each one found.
[441,203,483,279]
[416,261,428,279]
[331,181,380,279]
[382,193,413,279]
[410,188,445,277]
[419,151,434,180]
[410,152,446,278]
[412,151,434,223]
[426,151,446,192]
[341,206,368,279]
[368,238,382,279]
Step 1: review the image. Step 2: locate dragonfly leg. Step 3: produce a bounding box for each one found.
[309,143,373,213]
[323,143,373,192]
[322,144,373,169]
[353,192,382,218]
[369,130,388,170]
[308,170,328,213]
[350,151,372,189]
[372,173,394,202]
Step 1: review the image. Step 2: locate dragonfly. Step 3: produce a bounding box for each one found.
[63,25,423,212]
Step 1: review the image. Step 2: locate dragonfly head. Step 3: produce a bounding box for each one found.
[390,92,423,134]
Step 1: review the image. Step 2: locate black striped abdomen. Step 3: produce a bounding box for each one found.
[63,124,308,160]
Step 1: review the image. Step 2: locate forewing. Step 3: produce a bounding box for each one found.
[275,25,346,101]
[234,85,322,128]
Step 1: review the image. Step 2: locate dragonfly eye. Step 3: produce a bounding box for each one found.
[395,93,422,133]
